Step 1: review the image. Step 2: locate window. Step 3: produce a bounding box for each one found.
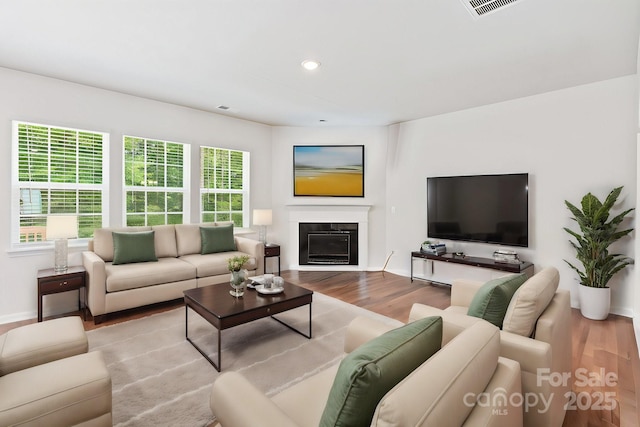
[200,147,249,227]
[123,136,190,226]
[12,121,109,244]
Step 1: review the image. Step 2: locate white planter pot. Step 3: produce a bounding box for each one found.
[578,286,611,320]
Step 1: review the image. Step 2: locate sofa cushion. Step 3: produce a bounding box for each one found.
[180,250,257,278]
[93,226,151,262]
[175,223,214,256]
[201,224,237,254]
[0,351,112,427]
[112,231,158,265]
[0,317,88,376]
[371,320,501,427]
[319,316,443,427]
[502,267,560,337]
[151,224,178,258]
[467,274,526,329]
[106,258,196,292]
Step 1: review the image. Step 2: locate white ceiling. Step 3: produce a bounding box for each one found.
[1,0,639,127]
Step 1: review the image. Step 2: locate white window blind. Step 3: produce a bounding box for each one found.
[12,121,109,244]
[200,146,249,227]
[123,136,190,226]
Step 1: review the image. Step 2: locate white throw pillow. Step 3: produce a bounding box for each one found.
[502,267,559,337]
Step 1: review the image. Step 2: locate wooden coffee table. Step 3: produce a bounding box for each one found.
[183,281,313,371]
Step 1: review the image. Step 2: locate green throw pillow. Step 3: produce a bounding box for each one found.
[112,231,158,265]
[319,316,443,427]
[200,224,236,254]
[467,273,527,329]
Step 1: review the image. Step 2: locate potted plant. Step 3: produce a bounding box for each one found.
[228,255,250,297]
[563,186,634,320]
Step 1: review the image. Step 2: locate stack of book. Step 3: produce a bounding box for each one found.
[493,250,520,264]
[421,243,446,256]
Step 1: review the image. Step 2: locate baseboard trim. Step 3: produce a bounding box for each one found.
[0,310,36,325]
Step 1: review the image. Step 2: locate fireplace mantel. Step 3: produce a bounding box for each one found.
[287,205,371,271]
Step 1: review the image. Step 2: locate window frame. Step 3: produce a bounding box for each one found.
[10,120,110,249]
[122,135,191,227]
[200,146,250,227]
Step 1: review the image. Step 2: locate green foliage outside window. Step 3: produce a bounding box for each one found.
[201,147,247,227]
[124,136,187,227]
[16,122,105,241]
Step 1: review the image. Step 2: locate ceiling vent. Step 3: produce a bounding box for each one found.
[461,0,522,18]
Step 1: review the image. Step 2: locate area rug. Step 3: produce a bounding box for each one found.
[87,293,402,427]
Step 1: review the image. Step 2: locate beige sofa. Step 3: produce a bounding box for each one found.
[83,223,264,323]
[210,314,523,427]
[410,267,571,427]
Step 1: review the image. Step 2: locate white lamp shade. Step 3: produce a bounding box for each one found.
[253,209,272,226]
[46,215,78,239]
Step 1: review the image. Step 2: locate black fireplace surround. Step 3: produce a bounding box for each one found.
[299,222,359,266]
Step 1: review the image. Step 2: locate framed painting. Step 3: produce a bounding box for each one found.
[293,145,364,197]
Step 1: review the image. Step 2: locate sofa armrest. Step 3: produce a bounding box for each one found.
[211,372,299,427]
[235,236,265,275]
[500,329,569,427]
[534,291,572,374]
[408,303,447,323]
[499,330,552,374]
[450,279,483,307]
[463,356,523,427]
[82,251,107,318]
[343,316,400,353]
[409,304,483,345]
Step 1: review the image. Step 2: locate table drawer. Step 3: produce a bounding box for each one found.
[39,275,84,293]
[264,246,280,256]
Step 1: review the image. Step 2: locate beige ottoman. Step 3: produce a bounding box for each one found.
[0,316,88,375]
[0,351,112,427]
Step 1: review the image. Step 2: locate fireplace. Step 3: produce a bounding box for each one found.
[299,223,358,266]
[287,205,370,270]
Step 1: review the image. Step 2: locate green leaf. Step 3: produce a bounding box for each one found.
[563,186,634,288]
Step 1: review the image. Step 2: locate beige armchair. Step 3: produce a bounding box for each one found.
[0,317,112,426]
[410,267,571,427]
[211,315,523,427]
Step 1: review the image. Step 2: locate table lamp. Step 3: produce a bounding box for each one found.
[46,215,78,272]
[253,209,272,245]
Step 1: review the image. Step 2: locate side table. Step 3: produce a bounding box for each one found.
[37,266,86,322]
[264,243,281,276]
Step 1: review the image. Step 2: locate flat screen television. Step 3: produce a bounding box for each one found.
[427,173,529,247]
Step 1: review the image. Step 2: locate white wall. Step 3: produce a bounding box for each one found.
[1,68,638,322]
[270,126,389,270]
[0,67,272,323]
[385,75,638,316]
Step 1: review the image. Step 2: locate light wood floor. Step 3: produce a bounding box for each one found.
[2,270,638,427]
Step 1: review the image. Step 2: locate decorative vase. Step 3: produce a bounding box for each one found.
[229,269,247,297]
[578,285,610,320]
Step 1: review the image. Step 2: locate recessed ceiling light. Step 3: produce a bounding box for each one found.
[301,60,321,71]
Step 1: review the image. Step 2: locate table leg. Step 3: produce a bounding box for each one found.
[271,303,312,339]
[185,305,222,371]
[78,288,87,321]
[38,294,43,322]
[410,254,414,282]
[217,328,221,370]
